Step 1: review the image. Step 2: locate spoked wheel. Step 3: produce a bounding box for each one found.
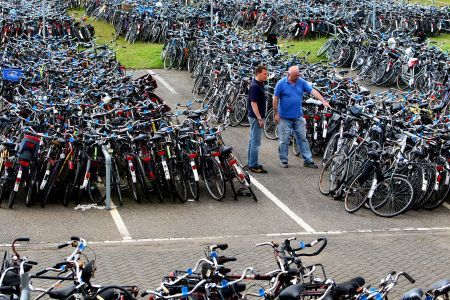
[169,160,188,203]
[264,109,278,140]
[369,175,414,217]
[202,156,226,201]
[185,162,199,201]
[318,153,347,196]
[344,173,372,213]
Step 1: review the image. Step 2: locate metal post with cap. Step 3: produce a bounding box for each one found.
[372,0,376,32]
[42,0,46,41]
[210,0,214,27]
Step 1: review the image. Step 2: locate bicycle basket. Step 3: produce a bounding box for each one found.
[17,135,41,161]
[2,68,24,83]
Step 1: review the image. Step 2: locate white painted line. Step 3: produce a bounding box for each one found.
[148,69,178,94]
[443,202,450,210]
[249,174,317,233]
[2,227,450,248]
[109,200,132,240]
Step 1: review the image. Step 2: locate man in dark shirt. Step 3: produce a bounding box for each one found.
[247,65,268,173]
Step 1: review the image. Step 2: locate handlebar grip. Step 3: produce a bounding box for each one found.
[15,238,30,242]
[70,236,80,241]
[35,269,48,276]
[27,261,38,265]
[141,292,149,297]
[403,272,415,284]
[58,243,69,249]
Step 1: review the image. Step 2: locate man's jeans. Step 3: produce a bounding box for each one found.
[247,117,262,168]
[278,117,313,164]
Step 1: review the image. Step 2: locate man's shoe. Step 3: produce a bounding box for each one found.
[243,164,250,171]
[280,162,289,168]
[304,161,319,169]
[250,166,268,174]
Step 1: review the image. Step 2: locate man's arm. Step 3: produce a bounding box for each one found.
[310,89,331,108]
[272,95,279,122]
[251,101,264,128]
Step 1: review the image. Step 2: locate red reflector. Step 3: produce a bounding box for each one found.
[228,159,237,166]
[4,161,12,168]
[68,161,74,170]
[143,156,151,162]
[85,173,91,179]
[126,155,134,161]
[437,165,444,172]
[189,153,198,159]
[49,159,56,166]
[437,175,442,183]
[192,165,197,170]
[313,115,321,121]
[324,113,332,118]
[19,160,29,167]
[357,136,363,142]
[304,115,310,120]
[238,173,245,180]
[25,141,36,149]
[15,178,21,183]
[149,171,156,179]
[211,152,221,157]
[157,150,166,157]
[24,135,40,143]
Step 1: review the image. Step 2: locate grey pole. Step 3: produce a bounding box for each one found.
[42,0,46,41]
[210,0,214,26]
[102,145,112,210]
[372,0,376,32]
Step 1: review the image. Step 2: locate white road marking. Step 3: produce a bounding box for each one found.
[148,69,178,94]
[443,202,450,210]
[248,174,316,233]
[3,227,450,248]
[109,200,132,240]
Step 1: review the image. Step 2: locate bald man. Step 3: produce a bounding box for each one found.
[273,66,331,169]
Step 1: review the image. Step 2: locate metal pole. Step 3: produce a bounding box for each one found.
[372,0,376,32]
[42,0,46,41]
[210,0,213,27]
[102,145,112,210]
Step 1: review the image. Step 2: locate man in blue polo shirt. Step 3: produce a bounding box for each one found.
[273,66,331,169]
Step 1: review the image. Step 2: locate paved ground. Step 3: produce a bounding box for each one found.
[0,68,449,299]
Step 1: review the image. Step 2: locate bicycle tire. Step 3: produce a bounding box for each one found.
[169,159,187,203]
[202,156,226,201]
[318,153,347,196]
[369,175,414,217]
[344,172,372,213]
[185,161,199,201]
[264,109,278,140]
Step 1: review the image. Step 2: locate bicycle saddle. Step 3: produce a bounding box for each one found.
[333,277,365,296]
[220,146,233,157]
[401,288,423,300]
[47,284,77,300]
[278,283,305,300]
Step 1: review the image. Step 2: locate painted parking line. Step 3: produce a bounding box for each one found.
[109,200,132,240]
[148,69,178,94]
[443,202,450,210]
[248,175,316,233]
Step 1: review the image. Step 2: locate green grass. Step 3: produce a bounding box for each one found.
[430,34,450,52]
[279,38,328,63]
[404,0,450,6]
[68,9,163,69]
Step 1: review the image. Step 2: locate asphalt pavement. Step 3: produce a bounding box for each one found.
[0,68,449,299]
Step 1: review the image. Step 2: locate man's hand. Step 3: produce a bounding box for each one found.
[258,119,264,128]
[322,99,332,109]
[274,111,280,123]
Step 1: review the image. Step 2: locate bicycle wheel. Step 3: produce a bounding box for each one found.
[264,109,278,140]
[185,161,199,201]
[292,135,300,156]
[344,172,372,213]
[25,163,38,207]
[322,132,339,166]
[202,156,226,201]
[169,159,187,203]
[318,153,347,196]
[369,175,414,217]
[423,162,450,210]
[111,160,123,206]
[317,38,334,57]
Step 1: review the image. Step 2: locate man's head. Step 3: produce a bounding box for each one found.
[255,65,268,82]
[287,65,301,83]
